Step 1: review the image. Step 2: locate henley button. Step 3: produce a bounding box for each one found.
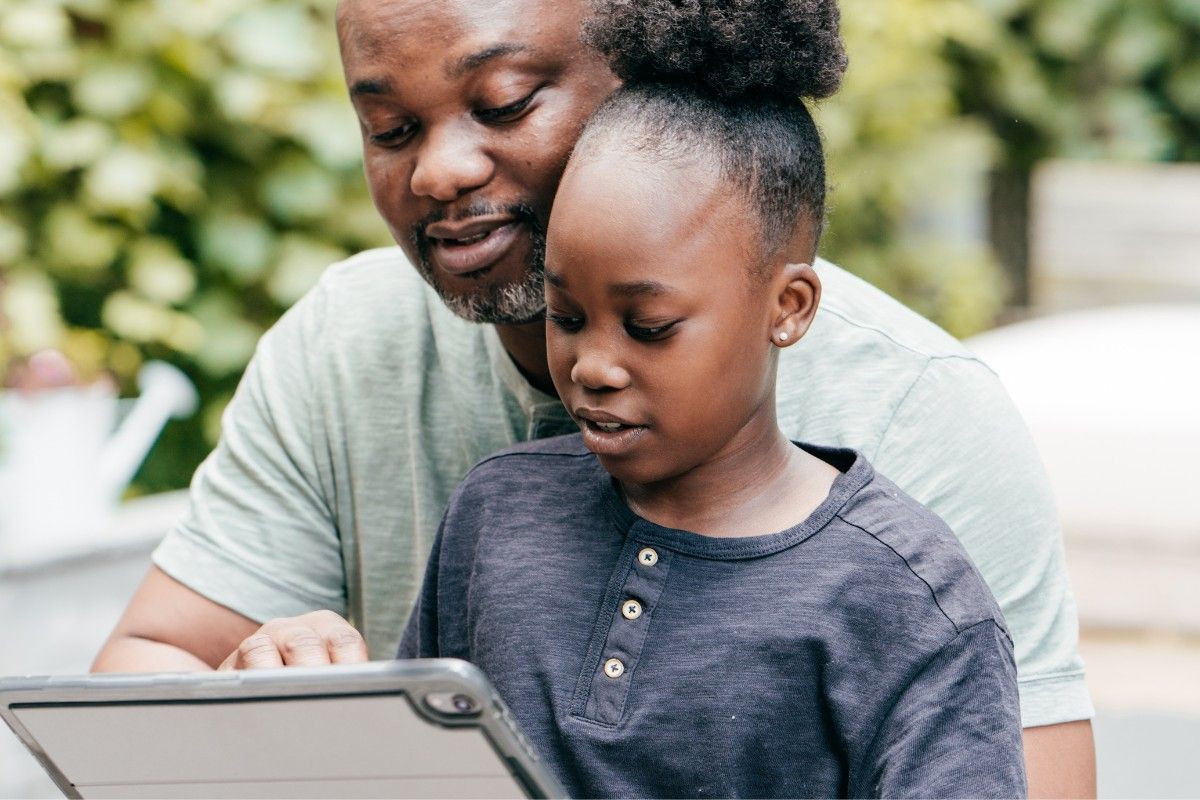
[603,657,625,678]
[637,547,659,567]
[621,599,643,620]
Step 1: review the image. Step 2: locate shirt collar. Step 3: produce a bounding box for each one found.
[483,325,575,436]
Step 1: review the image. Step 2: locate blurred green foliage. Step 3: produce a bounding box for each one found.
[818,0,1199,326]
[951,0,1200,166]
[942,0,1200,301]
[0,0,1197,492]
[0,0,391,492]
[818,0,1011,338]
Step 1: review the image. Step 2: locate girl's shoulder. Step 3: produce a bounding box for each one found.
[822,466,1011,646]
[464,432,597,485]
[442,433,608,527]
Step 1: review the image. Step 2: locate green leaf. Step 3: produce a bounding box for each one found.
[73,60,154,119]
[0,4,72,49]
[127,237,197,305]
[196,211,277,283]
[41,204,124,274]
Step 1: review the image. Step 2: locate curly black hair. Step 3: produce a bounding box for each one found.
[576,0,847,259]
[585,0,846,101]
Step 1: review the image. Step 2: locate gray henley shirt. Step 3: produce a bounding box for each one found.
[399,435,1027,799]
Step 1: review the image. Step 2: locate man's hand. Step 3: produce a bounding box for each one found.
[217,610,369,670]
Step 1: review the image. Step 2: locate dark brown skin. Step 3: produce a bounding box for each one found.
[545,152,837,535]
[91,1,1095,794]
[338,0,618,388]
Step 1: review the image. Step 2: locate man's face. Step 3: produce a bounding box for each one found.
[545,151,782,487]
[337,0,619,324]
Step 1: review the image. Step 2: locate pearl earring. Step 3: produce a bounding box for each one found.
[776,331,789,342]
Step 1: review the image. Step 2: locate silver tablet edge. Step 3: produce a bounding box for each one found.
[0,659,567,800]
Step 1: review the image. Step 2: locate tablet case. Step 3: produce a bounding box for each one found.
[0,659,564,799]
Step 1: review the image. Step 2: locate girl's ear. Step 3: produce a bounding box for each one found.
[769,262,821,348]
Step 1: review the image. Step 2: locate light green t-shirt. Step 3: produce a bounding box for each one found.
[154,247,1091,727]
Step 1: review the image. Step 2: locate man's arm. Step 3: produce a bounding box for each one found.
[1024,720,1096,799]
[102,265,362,675]
[92,567,260,672]
[93,567,370,672]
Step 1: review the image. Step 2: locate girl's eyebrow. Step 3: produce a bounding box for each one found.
[609,280,670,298]
[544,271,672,298]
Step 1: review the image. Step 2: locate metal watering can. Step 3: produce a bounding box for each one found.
[0,361,197,563]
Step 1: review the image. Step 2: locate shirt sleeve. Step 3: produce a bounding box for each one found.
[872,355,1092,728]
[854,620,1027,799]
[151,281,346,622]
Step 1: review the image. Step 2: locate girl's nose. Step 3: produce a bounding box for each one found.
[409,123,494,201]
[570,347,632,392]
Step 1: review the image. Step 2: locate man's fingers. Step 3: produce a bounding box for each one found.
[217,611,367,670]
[230,632,288,670]
[217,649,241,671]
[276,627,334,667]
[326,628,369,664]
[305,610,369,664]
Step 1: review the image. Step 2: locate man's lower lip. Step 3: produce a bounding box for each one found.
[429,222,521,276]
[580,420,647,456]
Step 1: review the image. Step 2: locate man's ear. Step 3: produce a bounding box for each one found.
[769,262,821,348]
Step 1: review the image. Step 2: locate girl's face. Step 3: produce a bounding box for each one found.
[544,151,802,487]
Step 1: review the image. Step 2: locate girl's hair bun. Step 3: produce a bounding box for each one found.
[584,0,848,102]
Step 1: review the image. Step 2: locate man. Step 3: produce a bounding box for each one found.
[93,0,1095,794]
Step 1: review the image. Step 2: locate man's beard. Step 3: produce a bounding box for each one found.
[410,201,547,325]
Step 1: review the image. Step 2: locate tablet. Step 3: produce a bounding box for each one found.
[0,659,565,799]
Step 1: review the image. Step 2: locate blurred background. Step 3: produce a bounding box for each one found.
[1,0,1197,796]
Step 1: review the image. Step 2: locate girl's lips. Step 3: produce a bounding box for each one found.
[579,418,648,457]
[429,221,522,276]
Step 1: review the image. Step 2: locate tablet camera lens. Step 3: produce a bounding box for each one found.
[424,691,481,716]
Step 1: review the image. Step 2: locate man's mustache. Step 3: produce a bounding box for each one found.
[412,201,541,242]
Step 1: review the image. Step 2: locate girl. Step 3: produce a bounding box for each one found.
[400,1,1026,796]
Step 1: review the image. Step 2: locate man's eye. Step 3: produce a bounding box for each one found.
[370,123,416,147]
[546,312,583,332]
[475,90,537,124]
[625,321,679,342]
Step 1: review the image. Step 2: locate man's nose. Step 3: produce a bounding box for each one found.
[409,123,493,201]
[570,340,632,392]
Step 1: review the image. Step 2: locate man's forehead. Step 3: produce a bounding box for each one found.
[337,0,582,64]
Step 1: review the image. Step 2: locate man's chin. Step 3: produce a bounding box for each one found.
[421,254,546,325]
[404,209,548,325]
[428,271,546,325]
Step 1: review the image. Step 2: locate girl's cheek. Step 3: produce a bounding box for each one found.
[546,335,574,384]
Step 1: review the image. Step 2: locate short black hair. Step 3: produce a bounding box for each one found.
[577,0,847,260]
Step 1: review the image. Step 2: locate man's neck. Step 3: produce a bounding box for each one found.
[494,319,557,396]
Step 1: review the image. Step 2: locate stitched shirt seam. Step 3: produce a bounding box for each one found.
[834,514,966,636]
[817,305,997,377]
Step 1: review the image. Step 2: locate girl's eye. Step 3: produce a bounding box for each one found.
[546,312,583,333]
[475,90,538,124]
[625,321,679,342]
[369,122,417,148]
